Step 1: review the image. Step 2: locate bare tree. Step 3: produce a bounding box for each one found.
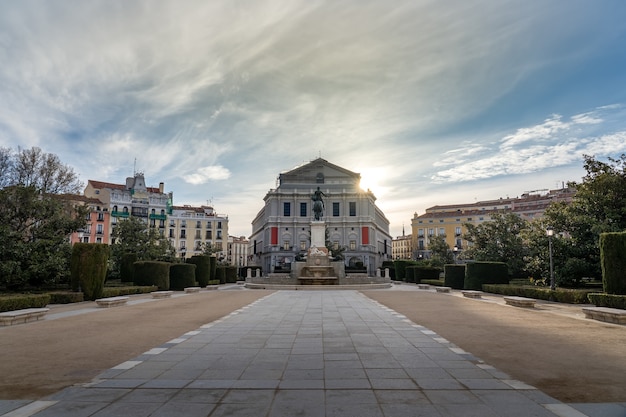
[11,147,82,194]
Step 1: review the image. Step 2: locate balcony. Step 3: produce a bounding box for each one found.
[111,211,130,218]
[149,213,167,220]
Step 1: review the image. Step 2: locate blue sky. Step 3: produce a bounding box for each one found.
[1,1,626,238]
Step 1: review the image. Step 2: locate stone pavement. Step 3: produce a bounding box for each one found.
[1,290,624,417]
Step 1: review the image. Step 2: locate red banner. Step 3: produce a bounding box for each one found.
[361,227,369,245]
[271,227,278,245]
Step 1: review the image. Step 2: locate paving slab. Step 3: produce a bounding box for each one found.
[2,290,608,417]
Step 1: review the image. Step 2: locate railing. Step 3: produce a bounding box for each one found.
[110,211,130,218]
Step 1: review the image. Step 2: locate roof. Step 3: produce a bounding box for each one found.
[87,179,161,194]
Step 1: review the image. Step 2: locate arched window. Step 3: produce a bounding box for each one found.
[316,173,324,183]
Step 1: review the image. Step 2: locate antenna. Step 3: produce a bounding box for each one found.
[133,158,136,175]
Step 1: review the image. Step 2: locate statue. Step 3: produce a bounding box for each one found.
[311,186,326,220]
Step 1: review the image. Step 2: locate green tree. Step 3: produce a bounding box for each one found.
[463,212,529,277]
[427,235,453,267]
[0,147,86,290]
[110,216,176,278]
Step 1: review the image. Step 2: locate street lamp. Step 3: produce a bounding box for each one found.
[546,227,555,291]
[453,246,458,264]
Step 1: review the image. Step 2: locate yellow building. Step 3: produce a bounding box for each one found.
[391,228,413,260]
[411,188,574,259]
[168,205,228,260]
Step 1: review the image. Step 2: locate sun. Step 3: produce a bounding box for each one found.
[358,168,384,194]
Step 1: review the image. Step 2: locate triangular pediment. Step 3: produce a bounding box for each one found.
[279,158,361,187]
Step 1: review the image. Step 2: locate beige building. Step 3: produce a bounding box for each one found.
[168,205,228,260]
[411,187,575,259]
[392,227,412,260]
[228,235,249,267]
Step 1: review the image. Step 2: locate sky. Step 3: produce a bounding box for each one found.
[1,1,626,238]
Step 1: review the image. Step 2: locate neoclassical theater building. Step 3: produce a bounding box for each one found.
[249,158,392,275]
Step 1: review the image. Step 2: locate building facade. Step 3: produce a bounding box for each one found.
[84,172,171,239]
[228,235,249,267]
[249,158,392,275]
[63,195,111,245]
[167,205,228,260]
[411,187,575,259]
[391,228,412,260]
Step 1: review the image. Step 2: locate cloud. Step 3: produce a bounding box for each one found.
[182,165,231,185]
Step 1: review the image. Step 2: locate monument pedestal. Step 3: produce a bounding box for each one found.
[310,221,326,248]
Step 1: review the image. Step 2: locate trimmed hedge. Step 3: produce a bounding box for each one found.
[464,262,508,290]
[483,284,593,304]
[48,292,84,304]
[170,263,197,290]
[209,256,217,284]
[588,293,626,310]
[0,294,50,312]
[444,264,466,289]
[187,255,211,287]
[70,243,110,301]
[224,266,238,283]
[599,232,626,295]
[394,260,418,281]
[421,279,445,286]
[120,253,138,283]
[215,266,226,284]
[134,261,171,290]
[413,266,441,284]
[405,266,416,283]
[101,286,158,297]
[207,280,220,286]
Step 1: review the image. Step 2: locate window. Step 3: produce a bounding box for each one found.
[181,220,186,228]
[195,230,201,239]
[196,221,201,228]
[170,219,175,227]
[217,222,222,229]
[418,239,425,250]
[300,241,307,250]
[217,230,222,239]
[283,241,290,250]
[316,173,324,183]
[96,237,102,243]
[206,230,212,239]
[349,202,356,216]
[439,228,445,236]
[333,202,340,217]
[96,224,103,235]
[418,229,424,237]
[181,230,186,238]
[97,212,104,221]
[180,241,186,249]
[455,227,461,236]
[333,241,339,250]
[284,202,291,217]
[428,228,434,236]
[300,202,307,217]
[82,237,89,243]
[350,240,356,250]
[169,229,174,238]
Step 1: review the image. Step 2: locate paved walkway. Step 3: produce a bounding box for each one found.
[0,290,623,417]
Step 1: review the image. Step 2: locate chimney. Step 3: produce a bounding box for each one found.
[159,182,164,193]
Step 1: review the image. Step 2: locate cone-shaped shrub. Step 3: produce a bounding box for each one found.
[70,243,109,301]
[600,232,626,295]
[120,253,137,283]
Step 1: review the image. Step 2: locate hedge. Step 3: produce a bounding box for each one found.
[224,266,238,283]
[444,264,466,289]
[587,293,626,310]
[187,255,211,287]
[134,261,171,290]
[209,256,217,284]
[120,253,138,283]
[464,262,509,290]
[101,286,158,297]
[599,232,626,295]
[394,260,419,281]
[483,284,593,304]
[48,292,84,304]
[413,266,441,284]
[170,263,197,290]
[0,294,50,312]
[70,243,110,301]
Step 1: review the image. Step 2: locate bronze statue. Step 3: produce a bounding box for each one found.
[311,187,326,220]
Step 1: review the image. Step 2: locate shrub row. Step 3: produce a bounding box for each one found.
[587,293,626,310]
[48,292,84,304]
[482,284,593,304]
[0,294,51,312]
[101,286,158,297]
[421,279,445,286]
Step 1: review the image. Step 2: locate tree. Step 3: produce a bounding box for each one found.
[463,212,529,277]
[427,235,453,267]
[0,186,86,289]
[10,147,82,194]
[110,216,176,279]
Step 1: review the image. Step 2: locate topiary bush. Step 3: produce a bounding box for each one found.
[120,253,138,283]
[170,263,197,290]
[599,232,626,295]
[70,243,110,301]
[134,261,171,290]
[187,255,211,287]
[209,256,217,284]
[224,266,238,283]
[464,262,509,290]
[444,264,466,289]
[215,265,226,284]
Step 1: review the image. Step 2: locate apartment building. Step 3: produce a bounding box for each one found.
[411,187,575,259]
[167,205,228,260]
[391,228,412,260]
[228,235,249,267]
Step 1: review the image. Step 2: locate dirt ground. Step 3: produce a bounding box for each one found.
[363,290,626,403]
[1,288,625,404]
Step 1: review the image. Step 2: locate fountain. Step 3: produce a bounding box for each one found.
[298,246,338,285]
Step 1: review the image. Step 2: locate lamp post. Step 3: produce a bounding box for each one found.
[546,227,555,291]
[453,246,458,264]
